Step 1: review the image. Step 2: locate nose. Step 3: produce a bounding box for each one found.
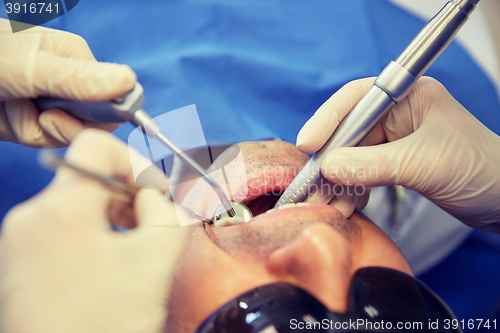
[265,223,353,313]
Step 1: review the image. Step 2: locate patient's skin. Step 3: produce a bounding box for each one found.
[165,141,412,332]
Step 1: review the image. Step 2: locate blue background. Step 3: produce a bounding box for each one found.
[1,0,500,329]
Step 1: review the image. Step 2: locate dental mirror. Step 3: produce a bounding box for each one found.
[212,201,253,227]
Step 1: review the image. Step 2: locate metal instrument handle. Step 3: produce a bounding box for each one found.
[33,82,145,123]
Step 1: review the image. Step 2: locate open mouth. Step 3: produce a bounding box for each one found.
[210,170,313,227]
[205,167,339,228]
[243,192,282,217]
[172,139,315,226]
[208,170,294,227]
[212,187,324,228]
[232,166,301,215]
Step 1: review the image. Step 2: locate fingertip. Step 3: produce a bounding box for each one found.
[329,195,356,218]
[296,126,320,154]
[63,128,126,176]
[295,141,315,155]
[119,65,137,91]
[87,63,137,99]
[297,77,378,155]
[135,189,178,227]
[355,187,371,211]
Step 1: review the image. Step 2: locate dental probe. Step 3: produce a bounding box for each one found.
[38,150,212,223]
[275,0,480,209]
[39,149,139,197]
[33,82,236,217]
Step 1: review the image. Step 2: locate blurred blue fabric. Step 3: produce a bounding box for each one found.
[1,0,500,327]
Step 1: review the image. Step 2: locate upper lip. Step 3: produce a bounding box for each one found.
[234,166,302,217]
[235,167,300,203]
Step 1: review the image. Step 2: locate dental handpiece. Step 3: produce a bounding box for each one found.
[33,83,236,217]
[274,0,480,209]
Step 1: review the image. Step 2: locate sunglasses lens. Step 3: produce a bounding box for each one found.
[350,267,460,332]
[195,283,332,333]
[196,268,460,333]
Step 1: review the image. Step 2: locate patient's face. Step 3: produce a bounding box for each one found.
[165,141,411,332]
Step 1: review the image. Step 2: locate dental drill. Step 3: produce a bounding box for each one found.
[275,0,481,209]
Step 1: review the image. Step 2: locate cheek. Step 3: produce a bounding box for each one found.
[167,232,275,332]
[353,218,413,276]
[180,182,217,217]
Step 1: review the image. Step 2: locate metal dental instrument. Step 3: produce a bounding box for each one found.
[38,150,212,223]
[212,201,253,226]
[275,0,480,209]
[39,149,139,198]
[33,82,236,217]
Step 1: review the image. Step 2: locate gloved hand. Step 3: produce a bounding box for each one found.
[0,130,189,333]
[297,77,500,233]
[0,18,136,148]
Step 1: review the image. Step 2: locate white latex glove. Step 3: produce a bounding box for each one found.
[303,183,370,219]
[297,77,500,233]
[0,129,189,333]
[0,18,136,148]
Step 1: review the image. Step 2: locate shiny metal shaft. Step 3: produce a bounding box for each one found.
[39,150,138,197]
[275,0,479,209]
[131,109,236,217]
[397,0,479,78]
[155,132,236,217]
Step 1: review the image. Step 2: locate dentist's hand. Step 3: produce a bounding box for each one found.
[0,18,136,148]
[0,130,189,333]
[297,77,500,233]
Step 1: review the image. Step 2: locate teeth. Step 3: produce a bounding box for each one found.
[214,216,247,227]
[278,202,313,210]
[264,202,313,215]
[279,203,297,210]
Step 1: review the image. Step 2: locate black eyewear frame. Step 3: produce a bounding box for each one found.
[195,267,462,333]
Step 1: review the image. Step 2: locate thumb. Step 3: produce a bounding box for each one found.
[135,189,184,228]
[296,77,375,154]
[31,50,136,101]
[321,137,418,188]
[134,189,190,268]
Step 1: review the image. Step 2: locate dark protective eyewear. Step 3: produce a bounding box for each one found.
[194,267,462,333]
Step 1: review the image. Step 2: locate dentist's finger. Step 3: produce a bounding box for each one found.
[296,77,375,154]
[328,186,358,218]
